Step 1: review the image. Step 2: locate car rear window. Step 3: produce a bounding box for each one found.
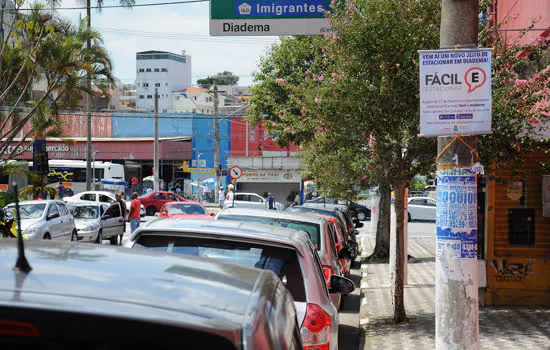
[133,235,307,302]
[217,215,321,249]
[0,306,237,350]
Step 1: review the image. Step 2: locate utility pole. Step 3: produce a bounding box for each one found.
[85,0,92,191]
[213,79,220,205]
[153,87,159,192]
[436,1,479,349]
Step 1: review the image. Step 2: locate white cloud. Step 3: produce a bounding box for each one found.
[56,1,279,86]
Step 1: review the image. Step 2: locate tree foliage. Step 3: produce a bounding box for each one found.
[197,71,240,88]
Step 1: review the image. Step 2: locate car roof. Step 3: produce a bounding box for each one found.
[218,207,326,225]
[78,191,115,196]
[133,218,311,253]
[0,240,277,341]
[409,196,434,201]
[166,201,203,206]
[6,200,64,206]
[67,201,106,206]
[289,205,340,214]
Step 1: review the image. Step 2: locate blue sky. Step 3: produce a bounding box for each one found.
[57,0,279,86]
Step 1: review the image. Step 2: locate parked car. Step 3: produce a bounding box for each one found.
[158,201,214,219]
[223,192,285,211]
[63,191,116,204]
[3,200,77,241]
[216,208,346,309]
[68,201,126,244]
[344,200,371,221]
[0,239,303,349]
[407,196,436,221]
[139,191,188,216]
[304,196,364,220]
[126,218,354,350]
[313,214,352,276]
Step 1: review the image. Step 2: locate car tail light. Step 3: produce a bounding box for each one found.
[301,303,331,350]
[0,320,39,337]
[322,265,335,288]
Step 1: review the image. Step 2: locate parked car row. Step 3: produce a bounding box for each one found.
[0,190,366,349]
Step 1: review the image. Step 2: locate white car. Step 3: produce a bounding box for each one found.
[69,202,126,244]
[4,200,77,240]
[223,192,285,211]
[63,191,116,204]
[407,197,436,221]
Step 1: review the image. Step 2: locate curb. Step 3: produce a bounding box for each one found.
[358,234,371,330]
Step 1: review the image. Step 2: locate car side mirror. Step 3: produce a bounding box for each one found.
[338,246,352,260]
[47,212,59,220]
[101,214,111,220]
[329,275,355,294]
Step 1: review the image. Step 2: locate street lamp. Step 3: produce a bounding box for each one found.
[92,150,100,190]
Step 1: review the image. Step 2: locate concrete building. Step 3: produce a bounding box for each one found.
[136,50,192,113]
[172,87,227,114]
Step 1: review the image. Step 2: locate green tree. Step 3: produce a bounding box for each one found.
[197,71,240,88]
[251,0,441,322]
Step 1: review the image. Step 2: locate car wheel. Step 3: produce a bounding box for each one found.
[408,212,412,222]
[357,211,366,221]
[146,206,156,216]
[96,229,103,244]
[70,229,78,242]
[43,232,51,240]
[109,235,118,245]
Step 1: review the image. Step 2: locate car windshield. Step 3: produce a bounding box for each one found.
[168,204,207,215]
[4,203,47,220]
[133,234,307,302]
[71,206,100,219]
[218,215,321,249]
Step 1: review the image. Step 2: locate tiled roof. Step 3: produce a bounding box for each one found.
[178,87,209,93]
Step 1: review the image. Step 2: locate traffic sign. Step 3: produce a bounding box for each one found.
[181,161,216,175]
[229,166,243,179]
[210,0,334,36]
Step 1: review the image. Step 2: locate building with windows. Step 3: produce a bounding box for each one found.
[172,87,226,114]
[136,50,192,113]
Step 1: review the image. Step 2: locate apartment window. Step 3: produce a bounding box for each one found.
[147,95,152,99]
[154,68,160,72]
[163,109,167,113]
[138,68,144,72]
[139,95,144,99]
[155,83,160,87]
[194,96,197,100]
[146,68,151,72]
[161,68,168,72]
[137,83,140,87]
[143,83,149,87]
[165,83,168,86]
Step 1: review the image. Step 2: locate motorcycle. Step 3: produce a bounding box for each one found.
[0,208,18,239]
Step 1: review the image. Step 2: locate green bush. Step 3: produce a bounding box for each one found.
[0,191,14,208]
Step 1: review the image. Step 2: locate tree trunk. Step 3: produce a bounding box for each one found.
[369,183,391,261]
[392,180,409,323]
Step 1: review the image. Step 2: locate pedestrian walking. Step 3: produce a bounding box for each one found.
[218,187,225,208]
[131,176,138,192]
[57,182,64,198]
[265,192,276,210]
[128,192,141,233]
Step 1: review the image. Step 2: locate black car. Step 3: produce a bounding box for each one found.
[305,196,371,221]
[344,200,371,221]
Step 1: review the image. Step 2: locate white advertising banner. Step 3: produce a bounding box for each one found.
[239,170,301,183]
[419,48,492,136]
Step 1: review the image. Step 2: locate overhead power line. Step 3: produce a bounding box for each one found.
[1,0,208,12]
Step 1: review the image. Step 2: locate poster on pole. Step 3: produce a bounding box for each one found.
[210,0,334,36]
[435,168,478,259]
[419,48,492,136]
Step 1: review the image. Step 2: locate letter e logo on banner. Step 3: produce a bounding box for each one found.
[464,67,486,93]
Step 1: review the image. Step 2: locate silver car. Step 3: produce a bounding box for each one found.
[223,192,285,211]
[3,200,77,241]
[216,208,346,309]
[408,196,436,221]
[0,239,303,349]
[125,218,354,350]
[69,202,125,244]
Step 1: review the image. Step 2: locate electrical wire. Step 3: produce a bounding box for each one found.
[1,0,209,12]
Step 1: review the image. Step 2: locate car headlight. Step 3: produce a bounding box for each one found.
[82,224,100,231]
[23,226,41,236]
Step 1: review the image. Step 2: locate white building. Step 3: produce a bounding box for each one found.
[172,87,226,114]
[136,50,192,112]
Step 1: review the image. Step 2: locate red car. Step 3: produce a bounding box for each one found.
[139,191,188,216]
[313,214,352,276]
[158,202,215,219]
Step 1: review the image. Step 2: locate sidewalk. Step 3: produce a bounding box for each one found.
[358,232,550,349]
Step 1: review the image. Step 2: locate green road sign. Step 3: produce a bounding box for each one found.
[210,0,335,36]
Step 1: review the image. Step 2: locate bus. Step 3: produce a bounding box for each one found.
[0,160,126,196]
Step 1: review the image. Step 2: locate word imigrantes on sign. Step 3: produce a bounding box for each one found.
[210,0,335,36]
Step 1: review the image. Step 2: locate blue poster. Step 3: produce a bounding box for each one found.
[436,168,478,259]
